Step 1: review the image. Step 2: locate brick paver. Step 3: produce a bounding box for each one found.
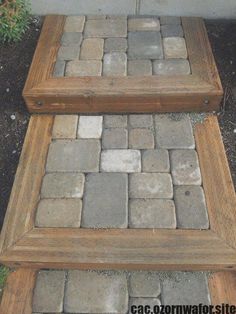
[36,113,209,230]
[64,270,129,313]
[32,270,211,313]
[82,173,128,228]
[32,270,65,313]
[174,186,209,229]
[54,15,190,77]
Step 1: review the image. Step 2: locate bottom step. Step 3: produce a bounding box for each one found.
[1,269,236,314]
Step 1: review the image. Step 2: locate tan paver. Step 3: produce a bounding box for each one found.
[64,16,85,32]
[52,115,78,139]
[80,38,104,60]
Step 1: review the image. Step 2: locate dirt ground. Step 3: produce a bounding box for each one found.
[0,18,235,230]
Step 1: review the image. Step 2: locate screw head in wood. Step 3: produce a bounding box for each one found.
[36,100,43,106]
[204,99,210,105]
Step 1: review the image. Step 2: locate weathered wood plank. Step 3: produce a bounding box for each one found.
[209,272,236,304]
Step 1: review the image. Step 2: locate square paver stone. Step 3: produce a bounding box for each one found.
[82,173,128,228]
[102,128,128,149]
[170,150,202,185]
[163,37,188,59]
[161,24,184,37]
[80,38,104,60]
[103,52,127,76]
[142,149,170,172]
[77,116,103,138]
[129,173,173,199]
[128,60,152,76]
[65,60,102,76]
[32,270,65,313]
[52,115,78,139]
[162,272,211,305]
[101,150,141,173]
[104,115,127,128]
[65,270,129,313]
[129,114,153,128]
[41,173,85,198]
[129,271,161,297]
[46,140,101,172]
[174,186,209,229]
[64,16,85,32]
[128,32,163,60]
[128,18,160,32]
[129,128,154,149]
[84,19,127,38]
[57,45,80,61]
[155,115,195,149]
[104,38,127,52]
[129,199,176,228]
[35,199,82,228]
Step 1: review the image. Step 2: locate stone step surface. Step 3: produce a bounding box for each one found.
[32,270,211,313]
[35,113,209,230]
[53,15,191,77]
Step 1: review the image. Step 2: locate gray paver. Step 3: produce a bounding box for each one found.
[32,271,65,313]
[64,16,85,32]
[155,115,195,149]
[129,271,161,297]
[87,14,107,20]
[162,272,211,305]
[65,60,102,76]
[153,59,191,75]
[57,45,80,60]
[129,128,154,149]
[82,173,128,228]
[128,18,160,31]
[128,31,163,60]
[61,32,83,45]
[41,173,85,198]
[84,19,127,38]
[104,115,127,128]
[174,186,209,229]
[129,173,173,198]
[64,270,129,313]
[53,60,66,77]
[35,199,82,228]
[129,114,153,128]
[103,52,127,76]
[78,115,103,139]
[128,60,152,76]
[160,16,181,25]
[163,37,188,59]
[104,38,128,52]
[80,38,104,60]
[170,150,202,185]
[52,115,78,139]
[129,199,176,228]
[101,149,141,172]
[102,128,128,149]
[161,24,184,37]
[46,140,101,172]
[142,149,170,173]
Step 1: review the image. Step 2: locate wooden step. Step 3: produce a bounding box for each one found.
[1,269,236,313]
[23,16,223,113]
[0,114,235,270]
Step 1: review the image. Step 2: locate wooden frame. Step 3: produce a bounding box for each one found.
[0,115,235,270]
[23,16,223,113]
[0,268,37,314]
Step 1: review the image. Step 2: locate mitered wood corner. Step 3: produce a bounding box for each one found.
[22,16,223,113]
[0,115,235,270]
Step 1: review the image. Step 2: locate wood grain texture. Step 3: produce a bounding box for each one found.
[195,116,236,249]
[209,272,236,304]
[1,228,236,270]
[0,268,36,314]
[23,16,223,113]
[0,115,54,253]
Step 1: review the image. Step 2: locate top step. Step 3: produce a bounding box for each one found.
[23,15,223,113]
